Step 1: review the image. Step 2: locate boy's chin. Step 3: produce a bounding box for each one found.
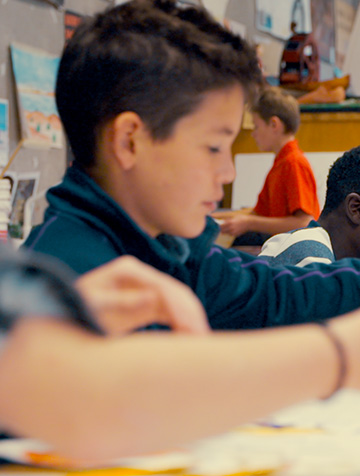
[180,220,207,239]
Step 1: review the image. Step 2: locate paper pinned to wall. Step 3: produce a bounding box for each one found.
[10,42,63,149]
[343,5,360,96]
[334,0,356,71]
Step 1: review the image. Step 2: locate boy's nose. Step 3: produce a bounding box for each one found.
[219,152,236,185]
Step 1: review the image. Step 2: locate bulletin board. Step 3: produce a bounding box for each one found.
[0,0,109,227]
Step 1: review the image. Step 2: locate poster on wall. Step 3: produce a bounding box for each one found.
[255,0,312,40]
[343,4,360,95]
[0,99,9,168]
[10,43,63,149]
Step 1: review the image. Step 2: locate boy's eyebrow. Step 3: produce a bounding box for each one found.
[211,126,237,136]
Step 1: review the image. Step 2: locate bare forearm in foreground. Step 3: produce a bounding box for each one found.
[0,313,357,462]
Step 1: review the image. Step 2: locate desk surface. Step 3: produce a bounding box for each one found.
[1,389,360,476]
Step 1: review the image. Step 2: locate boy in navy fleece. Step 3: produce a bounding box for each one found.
[23,0,360,329]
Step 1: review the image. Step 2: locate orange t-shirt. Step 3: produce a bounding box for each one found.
[253,140,320,219]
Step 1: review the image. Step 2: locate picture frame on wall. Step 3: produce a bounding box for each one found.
[0,99,9,168]
[8,172,40,241]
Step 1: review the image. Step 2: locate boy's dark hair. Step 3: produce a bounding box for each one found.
[321,146,360,216]
[56,0,263,167]
[251,86,300,134]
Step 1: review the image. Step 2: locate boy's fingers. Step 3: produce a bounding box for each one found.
[155,278,209,335]
[77,256,210,335]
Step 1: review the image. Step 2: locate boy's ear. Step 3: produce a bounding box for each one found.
[345,193,360,225]
[269,115,283,132]
[111,112,145,170]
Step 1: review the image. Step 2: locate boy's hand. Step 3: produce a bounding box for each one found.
[75,256,209,335]
[212,207,254,221]
[212,210,238,220]
[220,215,251,236]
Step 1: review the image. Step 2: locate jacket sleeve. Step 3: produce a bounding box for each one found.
[197,245,360,329]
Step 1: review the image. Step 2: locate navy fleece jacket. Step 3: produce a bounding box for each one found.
[23,162,360,330]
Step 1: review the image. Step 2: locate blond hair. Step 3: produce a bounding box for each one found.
[252,86,300,134]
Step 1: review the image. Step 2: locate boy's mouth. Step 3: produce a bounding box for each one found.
[203,201,218,213]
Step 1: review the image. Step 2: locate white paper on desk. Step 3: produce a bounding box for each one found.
[265,388,360,432]
[0,436,285,474]
[174,389,360,476]
[248,388,360,475]
[0,437,192,470]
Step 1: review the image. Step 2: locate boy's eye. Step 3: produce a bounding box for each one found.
[209,146,220,154]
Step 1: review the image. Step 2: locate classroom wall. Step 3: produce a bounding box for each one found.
[0,0,110,225]
[225,0,283,78]
[1,0,359,228]
[222,0,360,79]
